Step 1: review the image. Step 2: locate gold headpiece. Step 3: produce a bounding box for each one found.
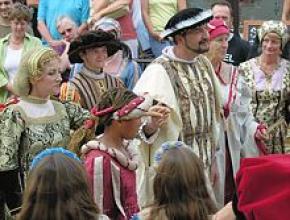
[27,47,56,79]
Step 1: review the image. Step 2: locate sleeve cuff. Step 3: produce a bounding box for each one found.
[138,120,159,145]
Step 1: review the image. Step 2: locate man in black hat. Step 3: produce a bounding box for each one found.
[133,8,221,207]
[60,30,124,110]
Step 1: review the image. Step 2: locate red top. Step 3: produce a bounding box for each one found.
[236,154,290,220]
[117,0,137,41]
[84,145,139,220]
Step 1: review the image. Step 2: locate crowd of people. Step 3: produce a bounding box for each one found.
[0,0,290,219]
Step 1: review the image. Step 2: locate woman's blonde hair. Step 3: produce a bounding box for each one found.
[13,47,59,97]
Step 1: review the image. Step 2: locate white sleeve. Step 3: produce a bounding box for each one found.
[133,63,178,110]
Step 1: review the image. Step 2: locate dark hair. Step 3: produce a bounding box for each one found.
[9,2,32,22]
[17,154,100,220]
[211,0,233,18]
[149,147,216,220]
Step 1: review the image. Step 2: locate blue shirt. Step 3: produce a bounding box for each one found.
[37,0,89,41]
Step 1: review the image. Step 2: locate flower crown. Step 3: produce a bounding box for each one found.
[154,141,186,165]
[30,147,81,170]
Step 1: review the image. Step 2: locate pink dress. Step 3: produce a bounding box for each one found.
[82,139,140,220]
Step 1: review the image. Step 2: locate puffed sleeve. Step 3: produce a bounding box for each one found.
[63,101,91,130]
[0,108,25,171]
[59,82,81,105]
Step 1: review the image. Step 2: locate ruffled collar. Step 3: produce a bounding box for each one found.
[81,138,140,170]
[82,66,105,79]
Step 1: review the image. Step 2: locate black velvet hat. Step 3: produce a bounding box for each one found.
[161,8,213,39]
[68,30,122,63]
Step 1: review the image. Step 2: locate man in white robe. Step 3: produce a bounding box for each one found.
[133,8,223,207]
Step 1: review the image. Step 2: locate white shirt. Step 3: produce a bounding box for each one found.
[4,46,23,84]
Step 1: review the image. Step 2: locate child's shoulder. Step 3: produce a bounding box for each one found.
[82,140,112,158]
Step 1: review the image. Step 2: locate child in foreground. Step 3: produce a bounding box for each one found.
[17,147,109,220]
[81,87,170,220]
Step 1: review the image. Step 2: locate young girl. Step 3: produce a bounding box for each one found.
[132,141,234,220]
[17,147,109,220]
[80,87,169,220]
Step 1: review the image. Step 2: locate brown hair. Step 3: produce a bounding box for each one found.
[17,153,100,220]
[8,2,32,22]
[211,0,233,17]
[149,147,216,220]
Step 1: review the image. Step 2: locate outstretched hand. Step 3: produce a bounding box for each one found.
[144,104,171,136]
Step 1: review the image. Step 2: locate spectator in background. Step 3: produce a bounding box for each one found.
[211,0,250,66]
[0,3,41,103]
[56,16,80,81]
[282,0,290,23]
[37,0,89,50]
[90,0,138,58]
[93,17,141,90]
[281,0,290,60]
[141,0,186,58]
[0,0,33,38]
[0,0,13,38]
[131,0,153,58]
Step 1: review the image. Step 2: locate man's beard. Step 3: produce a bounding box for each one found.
[185,39,209,54]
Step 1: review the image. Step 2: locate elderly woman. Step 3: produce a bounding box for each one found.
[0,47,90,217]
[206,19,265,207]
[240,20,290,154]
[0,3,41,103]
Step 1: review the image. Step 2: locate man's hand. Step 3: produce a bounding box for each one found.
[144,104,170,136]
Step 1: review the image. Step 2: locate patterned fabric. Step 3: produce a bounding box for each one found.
[258,20,288,49]
[82,138,140,220]
[212,62,259,207]
[60,66,124,110]
[240,57,290,153]
[0,100,90,173]
[133,47,221,208]
[153,55,218,169]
